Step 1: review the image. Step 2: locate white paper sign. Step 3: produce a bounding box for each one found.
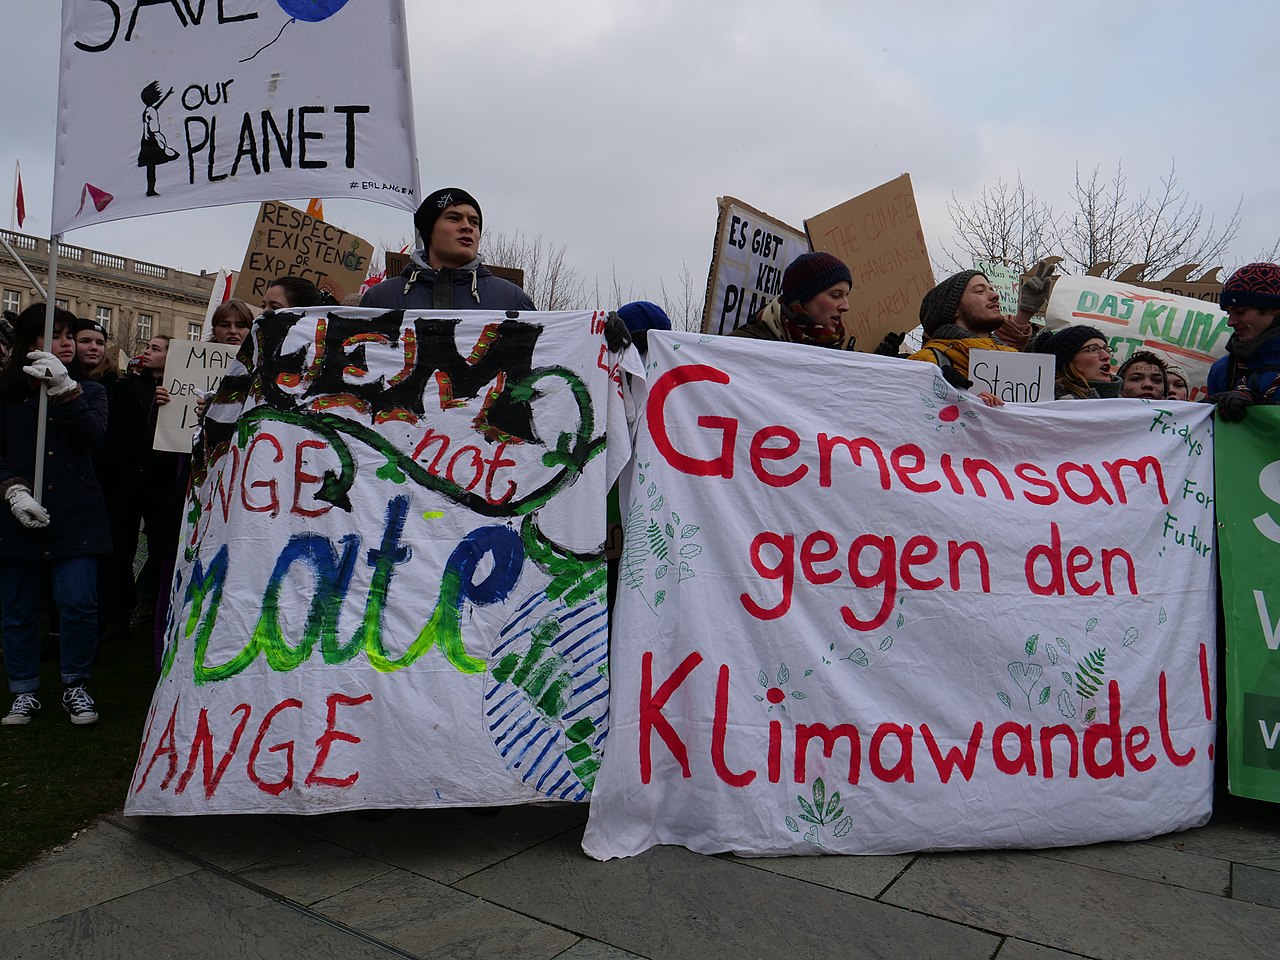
[154,339,240,453]
[975,260,1020,316]
[1044,275,1229,401]
[583,334,1217,859]
[53,1,420,234]
[968,349,1053,403]
[127,309,635,814]
[703,198,809,335]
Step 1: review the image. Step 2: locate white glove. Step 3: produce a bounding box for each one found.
[23,350,77,398]
[5,484,50,529]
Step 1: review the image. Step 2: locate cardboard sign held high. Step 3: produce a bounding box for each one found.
[805,174,935,351]
[233,201,374,305]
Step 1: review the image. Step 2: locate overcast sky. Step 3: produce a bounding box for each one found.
[5,1,1278,317]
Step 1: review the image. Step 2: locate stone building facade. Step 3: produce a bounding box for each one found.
[0,229,214,357]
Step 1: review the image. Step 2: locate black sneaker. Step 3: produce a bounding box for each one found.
[2,692,41,725]
[62,684,99,725]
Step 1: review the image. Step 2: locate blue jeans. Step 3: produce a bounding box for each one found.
[0,556,98,693]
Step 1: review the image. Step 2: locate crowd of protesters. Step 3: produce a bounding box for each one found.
[3,183,1280,731]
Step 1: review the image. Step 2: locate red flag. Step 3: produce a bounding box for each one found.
[14,162,25,229]
[75,182,114,217]
[306,198,324,220]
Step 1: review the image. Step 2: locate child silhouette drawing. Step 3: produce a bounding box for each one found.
[137,81,178,197]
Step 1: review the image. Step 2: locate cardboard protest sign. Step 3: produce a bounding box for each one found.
[1044,275,1229,401]
[126,310,636,814]
[233,201,374,304]
[805,175,935,351]
[976,260,1019,316]
[1215,412,1280,803]
[583,335,1217,859]
[52,1,419,235]
[968,349,1054,403]
[702,198,809,335]
[154,339,240,453]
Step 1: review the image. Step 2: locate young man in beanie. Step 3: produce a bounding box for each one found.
[1206,262,1280,421]
[728,252,855,349]
[908,270,1021,393]
[360,187,536,312]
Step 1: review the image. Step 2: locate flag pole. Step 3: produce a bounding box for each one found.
[32,233,62,506]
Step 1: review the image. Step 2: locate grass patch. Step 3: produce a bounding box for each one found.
[0,630,160,881]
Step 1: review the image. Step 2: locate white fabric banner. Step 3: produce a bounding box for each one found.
[54,1,419,234]
[1044,275,1229,401]
[127,310,634,814]
[583,334,1218,859]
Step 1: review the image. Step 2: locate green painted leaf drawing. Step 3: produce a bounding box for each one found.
[651,495,665,512]
[754,695,764,702]
[1046,645,1059,666]
[997,691,1011,709]
[1056,637,1071,655]
[1122,627,1138,647]
[647,482,656,497]
[812,778,825,815]
[1085,617,1098,634]
[646,520,669,560]
[879,636,894,651]
[671,511,680,525]
[1085,707,1097,722]
[804,669,814,677]
[655,564,667,579]
[619,500,648,593]
[791,691,806,699]
[677,561,695,582]
[833,817,853,838]
[785,816,800,833]
[758,670,769,688]
[681,524,700,539]
[896,613,905,628]
[1158,607,1168,624]
[1038,685,1051,705]
[778,663,790,686]
[1075,648,1107,699]
[1057,690,1077,719]
[1025,634,1039,656]
[664,523,675,537]
[1061,671,1073,685]
[932,377,949,400]
[679,543,702,559]
[653,590,666,606]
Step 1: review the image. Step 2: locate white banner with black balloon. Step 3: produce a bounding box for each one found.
[54,0,419,234]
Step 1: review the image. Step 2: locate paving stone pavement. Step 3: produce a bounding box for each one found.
[1,798,1275,960]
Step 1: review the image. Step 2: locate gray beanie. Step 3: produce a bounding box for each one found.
[920,270,983,337]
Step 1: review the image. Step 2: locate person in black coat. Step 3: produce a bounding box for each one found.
[0,305,110,726]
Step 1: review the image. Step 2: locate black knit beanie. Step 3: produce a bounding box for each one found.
[414,187,482,245]
[781,252,853,307]
[1031,324,1107,373]
[920,270,983,336]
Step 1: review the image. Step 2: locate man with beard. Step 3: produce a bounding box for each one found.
[1207,262,1280,421]
[908,270,1019,403]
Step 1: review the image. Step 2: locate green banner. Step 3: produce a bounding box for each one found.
[1217,409,1280,802]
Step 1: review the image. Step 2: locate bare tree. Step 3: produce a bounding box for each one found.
[657,261,705,332]
[940,173,1059,275]
[944,161,1243,281]
[1058,162,1239,279]
[482,229,585,310]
